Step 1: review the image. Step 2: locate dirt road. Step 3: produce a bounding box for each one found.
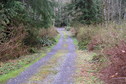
[7,28,76,84]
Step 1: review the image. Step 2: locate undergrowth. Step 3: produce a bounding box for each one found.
[0,0,57,61]
[74,50,104,84]
[74,22,126,84]
[0,48,48,83]
[0,33,60,83]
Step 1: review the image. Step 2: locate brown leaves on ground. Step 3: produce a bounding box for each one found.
[74,50,103,84]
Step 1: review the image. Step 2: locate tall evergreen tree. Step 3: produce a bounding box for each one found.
[65,0,102,24]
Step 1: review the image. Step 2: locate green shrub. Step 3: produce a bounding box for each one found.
[0,0,57,61]
[76,23,126,51]
[29,48,38,53]
[75,25,99,49]
[78,41,89,50]
[65,26,71,31]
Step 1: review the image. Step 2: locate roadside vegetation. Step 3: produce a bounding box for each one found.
[74,50,103,84]
[1,0,126,84]
[0,0,58,61]
[74,23,126,84]
[60,0,126,84]
[0,47,50,83]
[0,0,59,82]
[0,33,60,83]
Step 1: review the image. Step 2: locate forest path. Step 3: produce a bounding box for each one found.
[7,28,76,84]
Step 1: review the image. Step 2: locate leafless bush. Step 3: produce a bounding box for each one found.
[101,41,126,84]
[74,22,126,84]
[0,24,28,61]
[39,27,58,38]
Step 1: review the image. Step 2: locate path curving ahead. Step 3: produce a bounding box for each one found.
[7,28,76,84]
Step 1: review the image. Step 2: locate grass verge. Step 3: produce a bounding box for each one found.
[74,50,104,84]
[0,34,60,84]
[72,37,78,46]
[28,49,68,83]
[0,48,51,84]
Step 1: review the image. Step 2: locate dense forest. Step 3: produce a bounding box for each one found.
[0,0,58,61]
[63,0,126,84]
[56,0,126,84]
[0,0,126,84]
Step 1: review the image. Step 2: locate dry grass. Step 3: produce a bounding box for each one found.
[0,26,58,61]
[76,25,98,41]
[0,24,28,61]
[75,22,126,84]
[75,22,126,50]
[39,27,58,38]
[74,50,103,84]
[91,23,126,49]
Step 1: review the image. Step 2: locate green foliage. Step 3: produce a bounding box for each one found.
[0,48,48,75]
[72,37,78,46]
[29,48,38,53]
[75,25,99,50]
[78,41,89,50]
[39,37,56,46]
[28,0,55,28]
[54,1,69,27]
[65,26,71,31]
[0,0,55,28]
[0,1,27,25]
[0,0,58,80]
[0,0,57,61]
[24,29,57,47]
[91,54,105,63]
[64,0,102,25]
[0,47,51,82]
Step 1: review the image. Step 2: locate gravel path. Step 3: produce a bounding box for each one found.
[7,28,76,84]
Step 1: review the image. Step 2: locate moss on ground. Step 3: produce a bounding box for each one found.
[27,49,68,84]
[0,34,60,84]
[72,37,78,46]
[0,48,50,84]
